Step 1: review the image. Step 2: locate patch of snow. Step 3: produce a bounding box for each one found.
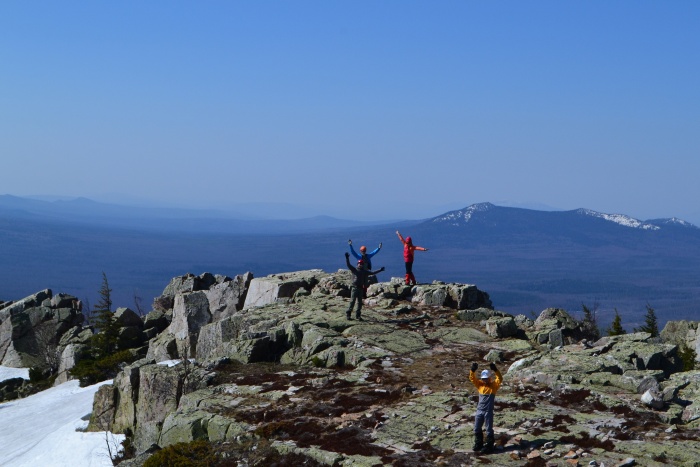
[577,209,660,230]
[649,217,698,228]
[431,202,494,225]
[0,366,29,382]
[0,379,123,467]
[157,359,195,367]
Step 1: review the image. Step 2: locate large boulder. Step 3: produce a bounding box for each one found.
[661,320,700,363]
[205,272,253,321]
[92,360,215,452]
[410,281,493,310]
[486,316,519,338]
[243,270,326,309]
[169,291,212,354]
[525,308,588,348]
[152,272,218,311]
[196,312,293,364]
[0,289,85,369]
[114,307,144,328]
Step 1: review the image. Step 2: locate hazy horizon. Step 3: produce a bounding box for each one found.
[2,2,699,224]
[6,192,700,226]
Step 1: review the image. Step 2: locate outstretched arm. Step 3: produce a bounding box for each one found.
[349,244,362,260]
[368,266,385,276]
[415,246,429,252]
[345,253,356,272]
[367,244,381,257]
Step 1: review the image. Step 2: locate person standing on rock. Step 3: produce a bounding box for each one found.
[345,252,384,321]
[395,230,428,285]
[348,239,382,295]
[469,362,503,453]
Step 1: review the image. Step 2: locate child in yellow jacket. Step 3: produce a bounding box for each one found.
[469,362,502,453]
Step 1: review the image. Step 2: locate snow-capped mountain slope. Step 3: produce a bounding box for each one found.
[575,209,660,230]
[429,203,697,232]
[646,217,699,229]
[430,202,495,225]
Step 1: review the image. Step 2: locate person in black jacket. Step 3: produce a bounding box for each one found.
[345,252,384,321]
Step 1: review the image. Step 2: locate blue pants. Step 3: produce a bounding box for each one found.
[474,408,494,438]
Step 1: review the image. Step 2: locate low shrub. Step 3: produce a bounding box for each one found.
[69,349,137,386]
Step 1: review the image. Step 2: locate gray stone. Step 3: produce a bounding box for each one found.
[143,309,169,332]
[486,317,518,338]
[456,308,509,322]
[169,291,212,353]
[50,293,78,309]
[54,343,85,385]
[0,294,85,369]
[205,272,253,321]
[146,332,178,362]
[114,307,144,328]
[243,270,326,308]
[641,388,664,409]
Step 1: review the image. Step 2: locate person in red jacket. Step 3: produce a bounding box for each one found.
[396,230,429,285]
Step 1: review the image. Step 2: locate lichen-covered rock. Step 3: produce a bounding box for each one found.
[456,307,509,322]
[159,410,213,447]
[243,270,327,308]
[170,291,212,341]
[0,290,85,369]
[641,388,664,409]
[88,383,117,431]
[411,281,492,310]
[143,309,170,334]
[146,332,178,362]
[205,272,253,321]
[486,317,518,338]
[152,272,218,311]
[54,343,86,385]
[661,320,700,363]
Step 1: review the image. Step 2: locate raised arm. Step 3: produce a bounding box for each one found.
[349,243,362,260]
[366,243,381,258]
[345,252,356,272]
[396,231,405,244]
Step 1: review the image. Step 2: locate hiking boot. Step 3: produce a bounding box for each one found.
[472,433,483,452]
[479,444,494,454]
[356,315,363,321]
[346,313,352,320]
[480,436,494,454]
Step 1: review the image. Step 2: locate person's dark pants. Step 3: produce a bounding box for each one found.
[474,408,494,444]
[346,286,363,318]
[404,261,416,285]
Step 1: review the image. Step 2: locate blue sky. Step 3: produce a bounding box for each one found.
[2,1,699,221]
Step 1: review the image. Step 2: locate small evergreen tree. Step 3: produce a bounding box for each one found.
[607,309,626,336]
[678,343,698,371]
[634,303,659,337]
[581,302,601,340]
[91,272,119,359]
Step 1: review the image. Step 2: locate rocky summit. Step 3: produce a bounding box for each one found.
[3,269,700,466]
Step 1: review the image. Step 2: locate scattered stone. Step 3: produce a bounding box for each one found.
[641,388,664,409]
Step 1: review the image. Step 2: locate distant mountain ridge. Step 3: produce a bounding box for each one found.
[2,197,700,330]
[430,202,697,231]
[0,195,400,233]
